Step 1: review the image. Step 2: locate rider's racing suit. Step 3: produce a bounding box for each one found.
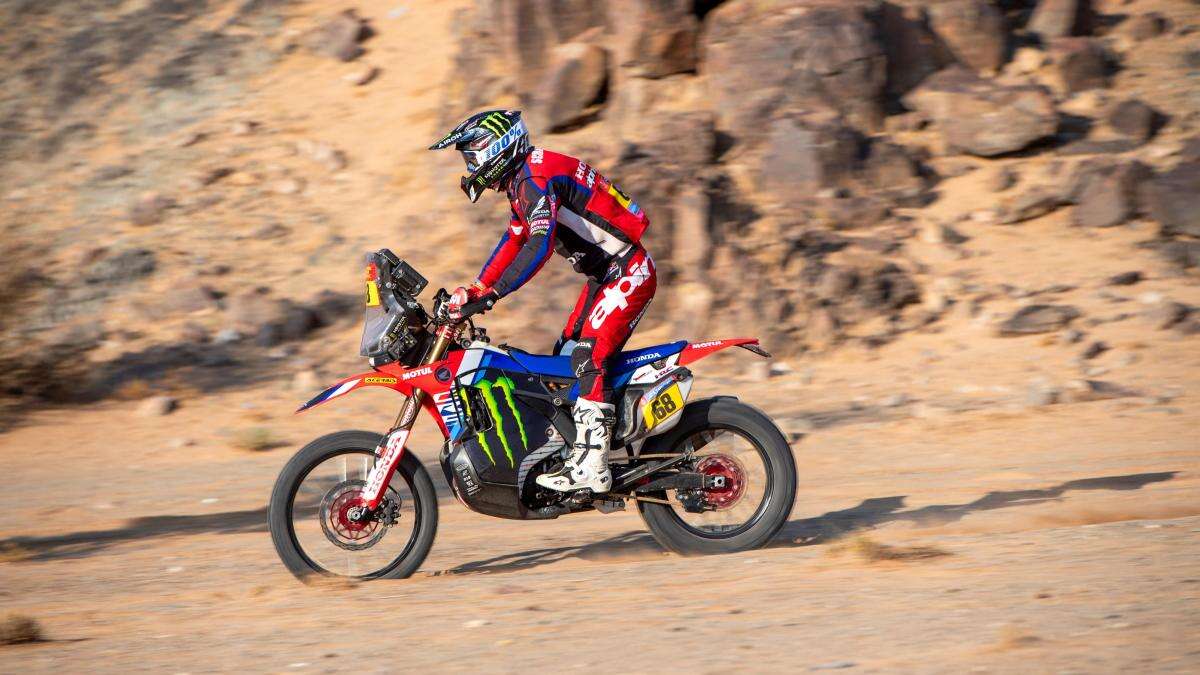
[473,148,656,404]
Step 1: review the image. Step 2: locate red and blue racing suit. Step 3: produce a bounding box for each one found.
[473,148,657,403]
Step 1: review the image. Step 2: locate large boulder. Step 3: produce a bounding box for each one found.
[857,262,921,311]
[533,42,609,131]
[860,140,929,206]
[757,115,863,206]
[1140,160,1200,238]
[925,0,1008,74]
[1046,38,1109,94]
[448,0,607,110]
[1117,12,1168,42]
[879,2,946,97]
[303,10,371,62]
[1000,186,1068,223]
[903,67,1058,156]
[1070,160,1150,228]
[1106,100,1165,144]
[752,110,932,217]
[619,109,716,174]
[610,0,698,79]
[505,0,606,87]
[1027,0,1095,40]
[997,304,1081,336]
[704,1,886,139]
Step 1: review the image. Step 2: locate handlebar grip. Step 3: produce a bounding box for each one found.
[459,296,496,318]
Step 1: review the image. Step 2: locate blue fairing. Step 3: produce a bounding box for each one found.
[479,341,687,400]
[503,351,573,378]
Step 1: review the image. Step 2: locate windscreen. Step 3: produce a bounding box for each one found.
[359,257,391,357]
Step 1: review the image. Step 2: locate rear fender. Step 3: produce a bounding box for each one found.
[676,338,770,366]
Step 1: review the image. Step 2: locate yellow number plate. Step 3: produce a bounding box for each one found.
[365,280,381,307]
[643,384,684,430]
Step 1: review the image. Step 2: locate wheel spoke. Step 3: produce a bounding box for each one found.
[289,449,420,578]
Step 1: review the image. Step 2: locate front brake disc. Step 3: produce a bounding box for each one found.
[318,479,390,551]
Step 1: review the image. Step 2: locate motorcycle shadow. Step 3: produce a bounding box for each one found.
[437,530,663,577]
[774,471,1178,546]
[445,471,1178,575]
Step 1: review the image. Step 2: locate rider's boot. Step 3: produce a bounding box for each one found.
[536,398,614,493]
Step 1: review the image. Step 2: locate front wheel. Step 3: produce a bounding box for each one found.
[636,398,796,555]
[268,430,438,581]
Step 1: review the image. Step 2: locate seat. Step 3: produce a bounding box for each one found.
[503,341,688,398]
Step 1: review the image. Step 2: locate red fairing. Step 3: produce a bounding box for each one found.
[676,338,764,366]
[295,352,465,414]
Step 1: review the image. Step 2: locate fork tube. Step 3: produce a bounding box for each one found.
[390,323,460,431]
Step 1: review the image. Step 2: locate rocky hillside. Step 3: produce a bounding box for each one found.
[448,0,1199,349]
[1,0,1198,422]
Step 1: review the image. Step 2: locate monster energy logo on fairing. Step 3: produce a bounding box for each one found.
[461,377,528,468]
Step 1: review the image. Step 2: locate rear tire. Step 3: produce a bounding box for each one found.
[636,398,796,555]
[268,430,438,581]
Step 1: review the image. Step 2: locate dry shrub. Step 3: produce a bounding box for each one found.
[0,614,43,645]
[827,533,951,562]
[232,426,282,451]
[239,409,272,423]
[993,624,1042,651]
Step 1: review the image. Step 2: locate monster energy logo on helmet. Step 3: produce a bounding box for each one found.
[459,377,529,468]
[477,111,511,136]
[428,109,531,203]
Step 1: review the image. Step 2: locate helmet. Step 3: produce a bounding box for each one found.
[429,110,531,203]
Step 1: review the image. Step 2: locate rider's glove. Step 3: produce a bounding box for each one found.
[448,283,498,321]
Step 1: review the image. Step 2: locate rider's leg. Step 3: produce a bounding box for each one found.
[537,251,657,493]
[552,279,599,356]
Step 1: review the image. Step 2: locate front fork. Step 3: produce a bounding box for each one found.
[362,322,461,510]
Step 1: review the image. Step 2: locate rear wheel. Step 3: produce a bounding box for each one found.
[636,398,796,555]
[268,430,438,581]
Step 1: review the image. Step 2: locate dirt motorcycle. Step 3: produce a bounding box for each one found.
[268,249,798,580]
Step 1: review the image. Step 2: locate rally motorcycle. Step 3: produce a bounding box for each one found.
[268,249,798,580]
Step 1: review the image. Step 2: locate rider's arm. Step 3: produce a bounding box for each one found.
[476,207,526,291]
[490,177,556,297]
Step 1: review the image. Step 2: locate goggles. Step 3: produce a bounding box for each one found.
[459,134,491,173]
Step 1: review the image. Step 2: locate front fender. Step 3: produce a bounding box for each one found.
[295,371,414,413]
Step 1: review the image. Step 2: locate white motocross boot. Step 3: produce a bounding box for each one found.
[536,398,614,493]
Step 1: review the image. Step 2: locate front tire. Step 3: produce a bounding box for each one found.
[268,430,438,581]
[636,398,796,555]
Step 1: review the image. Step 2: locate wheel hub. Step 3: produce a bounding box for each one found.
[696,454,745,510]
[319,480,390,550]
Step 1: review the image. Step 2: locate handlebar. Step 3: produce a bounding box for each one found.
[430,287,494,326]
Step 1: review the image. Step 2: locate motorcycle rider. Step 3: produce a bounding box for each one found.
[430,110,656,494]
